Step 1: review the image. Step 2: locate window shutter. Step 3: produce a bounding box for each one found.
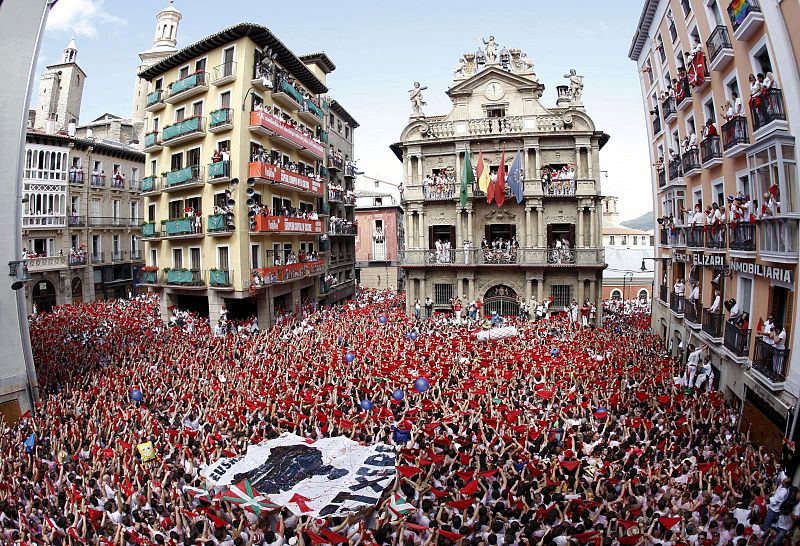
[449,225,456,244]
[428,226,435,249]
[568,224,576,247]
[510,225,517,241]
[485,225,491,243]
[547,224,554,247]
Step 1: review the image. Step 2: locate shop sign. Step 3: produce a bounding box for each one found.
[731,260,794,284]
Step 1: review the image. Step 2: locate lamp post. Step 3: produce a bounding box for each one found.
[623,271,634,303]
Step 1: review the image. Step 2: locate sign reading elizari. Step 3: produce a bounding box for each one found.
[673,253,725,267]
[202,433,396,517]
[731,260,794,283]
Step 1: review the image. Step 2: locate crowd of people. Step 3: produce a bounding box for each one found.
[329,216,356,235]
[540,166,576,196]
[423,172,456,198]
[250,145,320,183]
[1,288,798,546]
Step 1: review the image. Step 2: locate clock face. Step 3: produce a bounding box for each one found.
[484,81,505,101]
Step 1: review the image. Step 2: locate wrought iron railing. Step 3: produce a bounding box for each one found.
[702,309,724,338]
[751,88,786,132]
[752,337,788,383]
[724,320,750,357]
[700,136,722,163]
[706,25,732,65]
[722,116,749,149]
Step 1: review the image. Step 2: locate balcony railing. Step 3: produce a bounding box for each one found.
[701,309,724,338]
[249,111,325,159]
[758,217,799,259]
[90,174,106,187]
[700,136,722,164]
[328,189,343,202]
[211,61,237,85]
[687,226,704,247]
[424,183,455,200]
[684,297,702,324]
[140,270,159,284]
[662,97,677,120]
[110,175,126,189]
[329,223,357,236]
[168,71,207,98]
[328,155,344,171]
[706,25,733,66]
[161,217,203,237]
[130,179,141,192]
[300,98,324,121]
[209,269,232,287]
[162,116,205,143]
[207,213,233,233]
[752,337,789,384]
[676,78,692,107]
[670,292,685,314]
[69,215,85,227]
[146,89,165,108]
[207,160,230,181]
[668,158,682,181]
[69,171,85,184]
[669,226,687,246]
[142,222,157,238]
[88,217,143,228]
[23,215,67,228]
[724,320,751,357]
[25,255,67,272]
[164,165,203,189]
[659,284,668,303]
[248,161,323,195]
[706,224,726,249]
[164,269,205,286]
[398,248,604,267]
[250,259,326,288]
[658,169,666,188]
[91,252,106,264]
[751,88,786,133]
[144,131,161,151]
[728,0,761,34]
[729,222,756,251]
[209,108,233,129]
[275,76,304,106]
[721,117,749,150]
[542,178,575,196]
[681,148,700,174]
[660,227,669,245]
[141,176,158,193]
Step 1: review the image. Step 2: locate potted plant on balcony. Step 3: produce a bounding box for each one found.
[140,265,158,284]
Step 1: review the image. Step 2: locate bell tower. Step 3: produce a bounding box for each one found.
[131,1,182,138]
[34,36,86,133]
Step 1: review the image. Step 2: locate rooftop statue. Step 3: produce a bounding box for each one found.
[564,69,584,104]
[409,81,428,117]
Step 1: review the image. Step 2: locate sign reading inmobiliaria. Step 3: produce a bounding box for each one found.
[250,111,325,159]
[249,162,323,195]
[253,216,322,233]
[202,433,396,517]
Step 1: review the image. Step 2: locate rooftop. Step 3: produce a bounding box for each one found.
[26,130,144,161]
[138,23,328,94]
[603,247,656,280]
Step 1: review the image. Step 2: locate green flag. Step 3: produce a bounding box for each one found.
[460,152,474,208]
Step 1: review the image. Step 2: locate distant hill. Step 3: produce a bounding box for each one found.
[621,211,654,231]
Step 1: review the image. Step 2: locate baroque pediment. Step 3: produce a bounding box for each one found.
[447,66,544,98]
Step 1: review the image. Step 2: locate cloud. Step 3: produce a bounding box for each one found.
[46,0,127,39]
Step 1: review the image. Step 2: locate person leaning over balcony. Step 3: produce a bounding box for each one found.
[674,278,685,299]
[709,289,721,314]
[689,280,700,314]
[702,119,718,139]
[654,156,665,173]
[761,192,778,219]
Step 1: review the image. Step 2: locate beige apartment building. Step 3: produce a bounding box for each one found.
[394,39,608,318]
[137,23,356,325]
[629,0,800,453]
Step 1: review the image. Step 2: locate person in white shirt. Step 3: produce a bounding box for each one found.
[709,289,721,313]
[764,478,792,531]
[689,281,700,317]
[770,324,787,377]
[685,344,705,386]
[732,92,744,117]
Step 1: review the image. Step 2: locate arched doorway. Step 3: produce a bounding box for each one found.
[71,277,83,304]
[638,289,649,301]
[483,285,519,317]
[32,279,57,312]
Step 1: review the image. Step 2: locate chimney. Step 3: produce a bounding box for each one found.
[46,118,56,135]
[68,120,76,137]
[86,127,93,139]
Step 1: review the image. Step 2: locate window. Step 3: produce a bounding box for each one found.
[251,244,260,269]
[90,199,100,219]
[753,46,773,75]
[747,143,796,214]
[374,198,383,206]
[130,201,140,221]
[220,91,231,109]
[707,0,724,26]
[434,283,454,305]
[737,172,751,199]
[713,181,723,206]
[609,235,615,245]
[149,248,157,267]
[486,106,506,118]
[703,97,716,123]
[172,248,183,269]
[150,159,157,176]
[112,200,120,220]
[71,235,80,249]
[649,236,655,245]
[154,77,163,90]
[171,153,183,171]
[611,289,622,300]
[179,66,189,79]
[638,289,649,300]
[131,236,138,257]
[169,200,183,219]
[646,59,654,84]
[345,126,351,140]
[657,35,666,62]
[686,115,696,137]
[71,195,80,215]
[112,235,120,254]
[92,234,101,254]
[195,58,206,73]
[147,204,156,222]
[189,247,201,270]
[187,147,201,167]
[192,101,203,117]
[185,196,201,215]
[175,107,185,122]
[132,167,139,181]
[621,235,628,245]
[738,276,753,317]
[217,246,229,270]
[551,285,572,307]
[152,117,160,132]
[633,236,638,245]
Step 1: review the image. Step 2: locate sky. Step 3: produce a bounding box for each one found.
[39,0,654,221]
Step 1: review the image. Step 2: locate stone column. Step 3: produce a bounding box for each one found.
[467,210,474,244]
[524,206,532,247]
[418,210,425,248]
[419,276,426,302]
[468,277,475,300]
[589,146,596,178]
[405,211,413,250]
[534,147,541,175]
[574,146,581,178]
[537,207,545,247]
[537,278,544,301]
[576,205,584,247]
[524,276,531,301]
[589,206,597,247]
[456,208,463,247]
[577,277,585,304]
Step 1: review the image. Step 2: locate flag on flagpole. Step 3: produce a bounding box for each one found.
[476,151,490,193]
[486,172,496,204]
[460,152,474,208]
[496,150,506,207]
[506,151,523,204]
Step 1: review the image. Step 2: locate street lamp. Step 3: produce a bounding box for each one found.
[623,271,634,302]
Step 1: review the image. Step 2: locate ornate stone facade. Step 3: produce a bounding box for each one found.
[394,40,609,318]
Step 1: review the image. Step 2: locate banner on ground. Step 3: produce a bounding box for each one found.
[202,433,396,517]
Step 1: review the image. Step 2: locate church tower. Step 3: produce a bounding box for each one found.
[34,37,86,133]
[131,0,182,139]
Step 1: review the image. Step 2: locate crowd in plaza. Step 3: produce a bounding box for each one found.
[0,289,798,545]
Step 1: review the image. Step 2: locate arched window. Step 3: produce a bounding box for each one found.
[611,289,622,300]
[638,289,649,300]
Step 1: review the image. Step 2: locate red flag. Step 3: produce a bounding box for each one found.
[304,530,328,545]
[439,529,464,541]
[320,528,349,544]
[495,151,506,207]
[460,480,478,495]
[20,410,32,420]
[561,460,580,472]
[487,174,496,204]
[574,531,600,543]
[619,534,643,545]
[447,498,475,510]
[207,513,228,528]
[121,477,133,498]
[659,517,681,530]
[756,317,764,332]
[397,465,422,478]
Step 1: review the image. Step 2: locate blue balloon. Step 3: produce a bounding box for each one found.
[130,389,143,402]
[344,352,355,363]
[378,315,387,324]
[414,377,430,393]
[409,332,418,341]
[392,388,405,401]
[360,399,374,411]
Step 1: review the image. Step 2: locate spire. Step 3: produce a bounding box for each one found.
[63,35,77,64]
[151,0,181,51]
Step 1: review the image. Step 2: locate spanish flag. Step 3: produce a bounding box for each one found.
[476,150,490,193]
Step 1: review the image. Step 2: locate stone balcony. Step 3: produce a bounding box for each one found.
[399,247,605,268]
